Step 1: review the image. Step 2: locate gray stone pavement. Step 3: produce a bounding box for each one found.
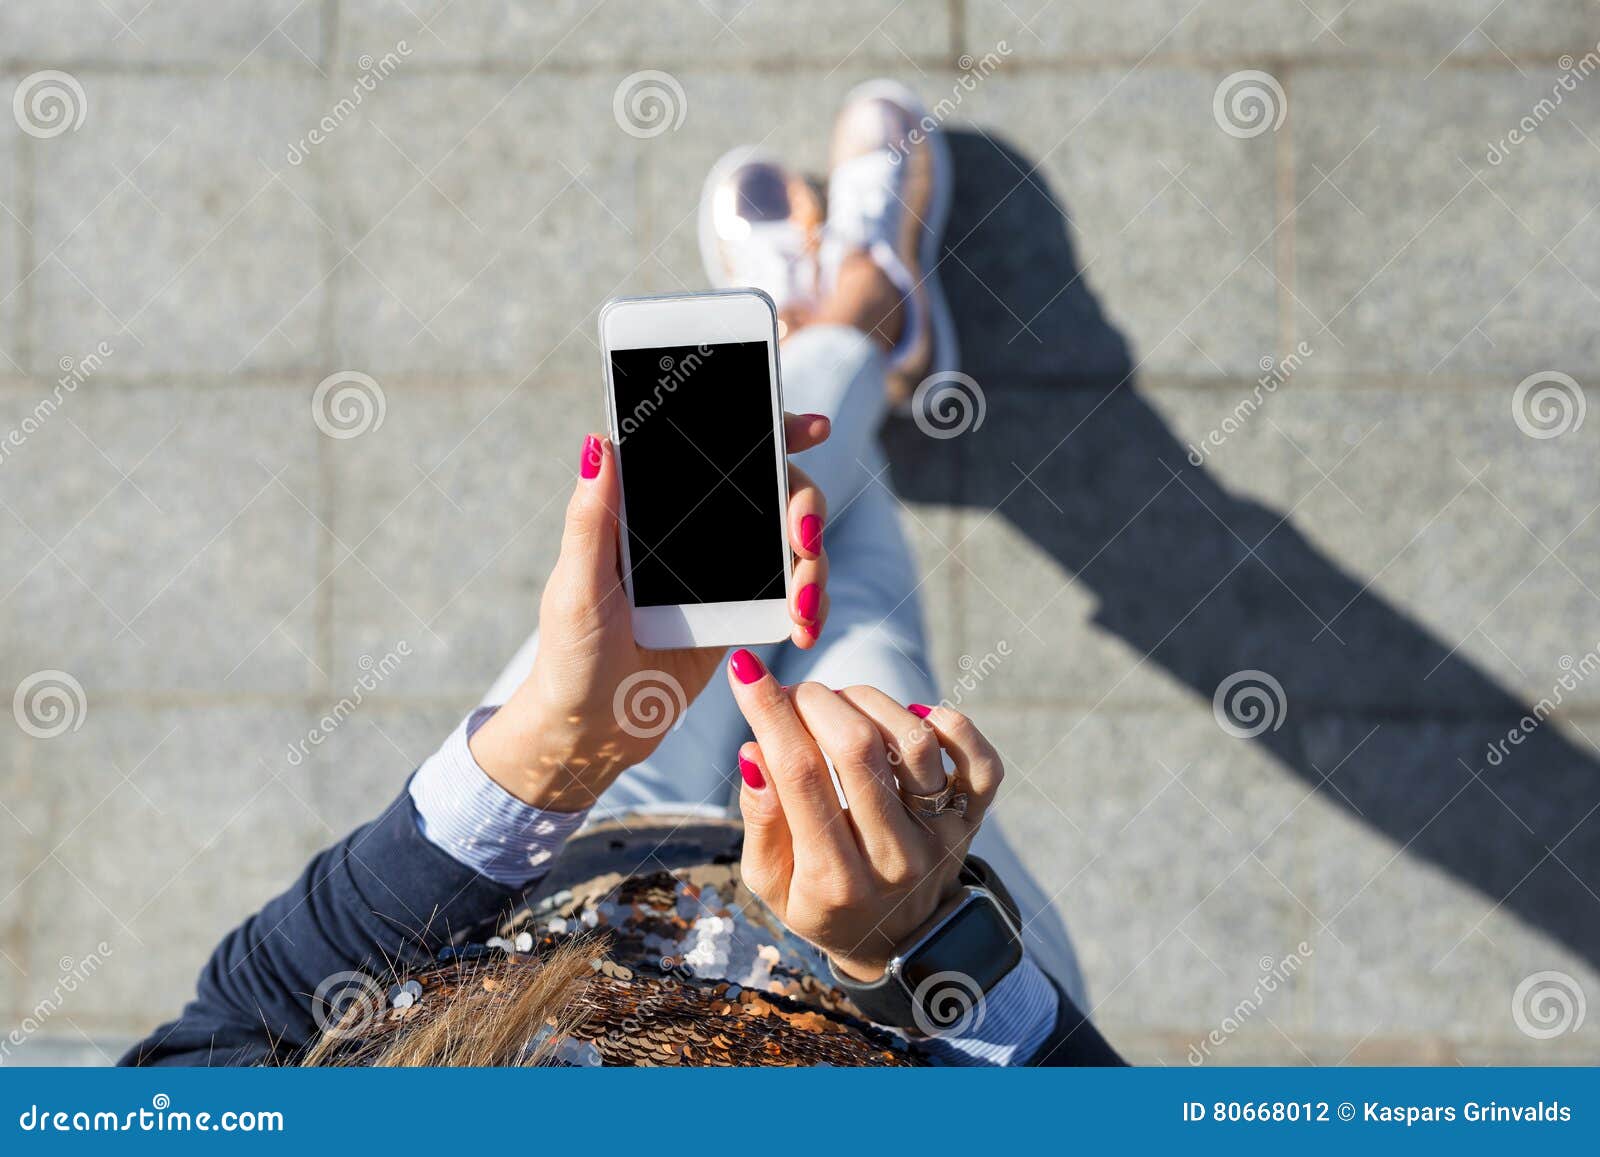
[2,0,1599,1066]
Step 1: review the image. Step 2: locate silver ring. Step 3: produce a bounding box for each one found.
[904,772,968,819]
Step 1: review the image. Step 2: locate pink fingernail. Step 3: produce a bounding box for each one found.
[801,513,823,554]
[796,582,820,621]
[580,434,602,480]
[730,649,765,684]
[908,703,932,718]
[802,622,819,639]
[738,754,765,789]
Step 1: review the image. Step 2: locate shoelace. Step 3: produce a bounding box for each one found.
[726,221,814,310]
[825,151,900,252]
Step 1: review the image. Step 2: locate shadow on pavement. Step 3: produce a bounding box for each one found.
[882,127,1600,970]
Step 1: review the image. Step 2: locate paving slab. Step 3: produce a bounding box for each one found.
[0,122,19,375]
[1146,378,1600,713]
[0,1034,136,1066]
[0,1,322,66]
[977,703,1310,1041]
[1281,715,1600,1055]
[951,67,1280,380]
[1296,0,1600,60]
[327,377,596,700]
[0,383,321,694]
[20,705,323,1030]
[965,0,1324,59]
[324,71,651,382]
[1291,65,1600,379]
[27,74,326,377]
[946,385,1258,713]
[297,702,475,836]
[0,729,43,1033]
[340,0,951,68]
[966,0,1600,61]
[944,379,1600,717]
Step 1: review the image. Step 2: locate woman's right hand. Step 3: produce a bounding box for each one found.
[468,418,832,813]
[724,651,1005,982]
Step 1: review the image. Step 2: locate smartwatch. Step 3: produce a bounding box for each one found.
[829,857,1025,1033]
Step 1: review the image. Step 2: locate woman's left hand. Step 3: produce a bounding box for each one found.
[468,415,832,813]
[725,656,1005,981]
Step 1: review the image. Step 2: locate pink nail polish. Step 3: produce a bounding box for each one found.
[802,622,819,639]
[908,703,932,718]
[738,754,765,789]
[801,513,823,554]
[580,434,602,480]
[796,582,820,621]
[730,648,765,684]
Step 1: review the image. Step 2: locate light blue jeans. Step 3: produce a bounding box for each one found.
[483,325,1085,1005]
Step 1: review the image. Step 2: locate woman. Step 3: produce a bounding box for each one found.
[122,81,1120,1068]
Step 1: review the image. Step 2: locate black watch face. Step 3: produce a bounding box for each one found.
[899,896,1024,1033]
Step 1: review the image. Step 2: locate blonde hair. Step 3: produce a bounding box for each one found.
[303,939,595,1068]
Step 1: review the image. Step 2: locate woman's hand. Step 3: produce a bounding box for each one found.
[725,652,1005,981]
[468,416,832,812]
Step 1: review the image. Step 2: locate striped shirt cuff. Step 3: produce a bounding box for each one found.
[917,956,1060,1067]
[408,706,590,888]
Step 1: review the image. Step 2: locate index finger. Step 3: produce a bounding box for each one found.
[726,649,860,871]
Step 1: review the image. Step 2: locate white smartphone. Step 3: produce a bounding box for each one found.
[598,289,792,650]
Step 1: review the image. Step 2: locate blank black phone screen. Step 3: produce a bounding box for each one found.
[609,340,785,608]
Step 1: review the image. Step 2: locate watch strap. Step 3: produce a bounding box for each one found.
[959,854,1021,927]
[829,948,919,1028]
[828,859,1023,1030]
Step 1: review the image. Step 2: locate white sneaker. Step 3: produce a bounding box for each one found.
[823,79,958,400]
[698,147,823,318]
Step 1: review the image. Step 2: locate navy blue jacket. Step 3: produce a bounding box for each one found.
[121,792,1122,1067]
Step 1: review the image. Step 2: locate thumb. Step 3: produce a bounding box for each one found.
[555,433,621,595]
